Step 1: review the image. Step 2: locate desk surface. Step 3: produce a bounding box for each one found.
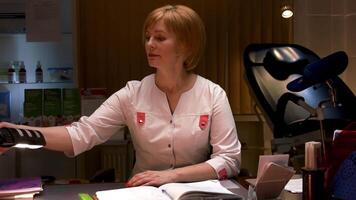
[35,183,123,200]
[35,180,248,200]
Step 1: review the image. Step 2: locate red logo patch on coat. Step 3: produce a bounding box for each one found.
[137,112,145,125]
[199,115,209,130]
[218,168,228,180]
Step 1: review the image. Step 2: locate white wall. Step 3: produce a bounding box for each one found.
[294,0,356,94]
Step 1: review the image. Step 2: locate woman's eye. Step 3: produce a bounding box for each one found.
[145,36,151,41]
[156,36,166,41]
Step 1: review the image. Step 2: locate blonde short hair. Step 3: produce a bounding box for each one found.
[143,5,206,71]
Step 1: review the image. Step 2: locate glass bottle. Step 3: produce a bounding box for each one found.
[8,61,16,83]
[19,61,26,83]
[35,61,43,83]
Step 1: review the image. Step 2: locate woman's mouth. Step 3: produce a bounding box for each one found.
[148,53,160,59]
[148,53,159,57]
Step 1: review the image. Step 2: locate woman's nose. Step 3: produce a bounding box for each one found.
[147,37,153,45]
[146,40,155,50]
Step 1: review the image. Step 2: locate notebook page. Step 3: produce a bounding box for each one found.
[96,186,170,200]
[159,180,235,200]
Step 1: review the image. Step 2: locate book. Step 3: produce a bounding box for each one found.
[95,180,243,200]
[0,192,40,199]
[0,177,43,199]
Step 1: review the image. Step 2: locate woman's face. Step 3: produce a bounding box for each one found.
[145,20,185,70]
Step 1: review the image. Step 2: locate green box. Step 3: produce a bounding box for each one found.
[24,89,43,118]
[24,89,43,103]
[43,88,62,116]
[62,88,81,116]
[24,102,42,117]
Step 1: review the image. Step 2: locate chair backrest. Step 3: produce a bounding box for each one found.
[243,43,356,138]
[325,128,356,196]
[331,151,356,200]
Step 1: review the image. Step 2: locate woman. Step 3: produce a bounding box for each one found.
[0,5,241,187]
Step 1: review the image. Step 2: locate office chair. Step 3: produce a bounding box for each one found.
[243,44,356,154]
[331,151,356,200]
[324,126,356,198]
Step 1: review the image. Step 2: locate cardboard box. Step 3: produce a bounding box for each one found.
[62,88,81,124]
[43,89,62,126]
[0,90,10,121]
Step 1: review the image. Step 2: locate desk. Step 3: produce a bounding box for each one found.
[35,180,248,200]
[244,177,302,200]
[35,183,123,200]
[280,190,302,200]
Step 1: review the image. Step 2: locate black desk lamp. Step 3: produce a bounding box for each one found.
[0,128,46,149]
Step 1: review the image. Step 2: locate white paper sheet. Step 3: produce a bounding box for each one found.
[284,178,303,193]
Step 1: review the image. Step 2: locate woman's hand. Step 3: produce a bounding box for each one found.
[0,121,18,129]
[126,170,178,187]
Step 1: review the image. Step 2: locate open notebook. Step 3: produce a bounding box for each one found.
[95,180,243,200]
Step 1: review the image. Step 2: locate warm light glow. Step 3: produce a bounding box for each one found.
[281,6,293,18]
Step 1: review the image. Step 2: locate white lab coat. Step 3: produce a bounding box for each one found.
[66,74,241,179]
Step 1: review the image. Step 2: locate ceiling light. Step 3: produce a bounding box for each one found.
[281,5,293,18]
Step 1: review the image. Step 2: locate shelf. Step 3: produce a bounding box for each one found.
[0,81,74,85]
[0,32,73,36]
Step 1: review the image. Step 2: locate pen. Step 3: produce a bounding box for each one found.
[161,189,174,200]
